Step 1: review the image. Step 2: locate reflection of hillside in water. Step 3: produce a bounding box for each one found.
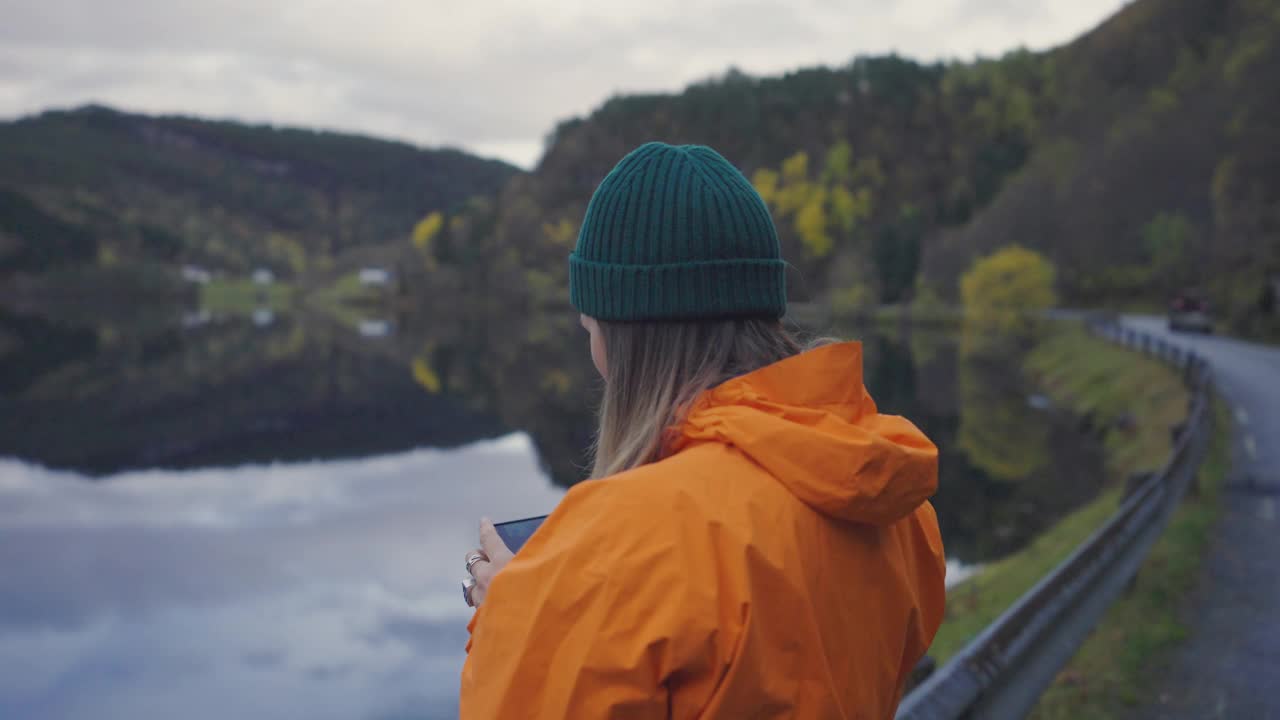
[849,323,1107,564]
[0,303,1105,564]
[0,303,594,480]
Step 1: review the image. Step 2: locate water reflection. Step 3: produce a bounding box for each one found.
[0,308,523,475]
[855,325,1106,562]
[0,304,1106,717]
[0,434,563,720]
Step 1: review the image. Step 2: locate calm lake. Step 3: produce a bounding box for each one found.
[0,303,1104,719]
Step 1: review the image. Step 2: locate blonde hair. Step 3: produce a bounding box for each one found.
[589,317,805,478]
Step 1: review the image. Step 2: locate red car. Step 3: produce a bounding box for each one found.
[1168,293,1213,333]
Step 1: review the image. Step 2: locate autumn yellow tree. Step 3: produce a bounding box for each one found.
[751,142,875,260]
[960,245,1057,351]
[955,245,1058,475]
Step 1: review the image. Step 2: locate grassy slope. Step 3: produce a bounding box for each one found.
[1030,396,1229,718]
[1027,325,1189,481]
[929,323,1188,663]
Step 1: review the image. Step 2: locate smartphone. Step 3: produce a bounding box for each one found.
[494,514,549,554]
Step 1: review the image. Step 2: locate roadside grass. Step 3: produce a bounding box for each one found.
[929,323,1189,664]
[1029,395,1229,718]
[1025,324,1188,483]
[199,279,293,314]
[930,486,1123,662]
[1227,316,1280,345]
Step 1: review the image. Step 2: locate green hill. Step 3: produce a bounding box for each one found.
[3,0,1276,335]
[925,0,1280,331]
[0,105,518,292]
[414,0,1278,335]
[444,53,1052,309]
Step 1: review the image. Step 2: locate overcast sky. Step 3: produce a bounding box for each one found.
[0,0,1128,169]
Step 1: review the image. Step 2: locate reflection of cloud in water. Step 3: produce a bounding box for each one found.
[0,433,564,720]
[945,558,982,588]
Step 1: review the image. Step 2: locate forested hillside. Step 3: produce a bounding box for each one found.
[0,105,516,291]
[415,52,1053,312]
[926,0,1280,333]
[412,0,1278,334]
[2,0,1276,334]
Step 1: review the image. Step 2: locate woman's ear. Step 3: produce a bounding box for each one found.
[582,315,607,379]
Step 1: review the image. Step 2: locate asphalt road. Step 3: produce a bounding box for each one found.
[1123,315,1280,719]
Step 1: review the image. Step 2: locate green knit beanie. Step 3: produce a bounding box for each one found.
[569,142,787,322]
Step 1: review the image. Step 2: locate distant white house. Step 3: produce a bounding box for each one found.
[252,268,275,285]
[181,265,212,284]
[252,309,275,327]
[358,319,392,338]
[359,267,392,287]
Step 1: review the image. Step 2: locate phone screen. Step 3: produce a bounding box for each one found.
[494,514,548,553]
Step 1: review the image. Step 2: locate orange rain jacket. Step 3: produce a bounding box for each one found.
[461,341,946,719]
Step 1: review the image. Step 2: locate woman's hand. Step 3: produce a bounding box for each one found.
[464,518,515,607]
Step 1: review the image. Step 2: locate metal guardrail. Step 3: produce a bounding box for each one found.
[897,318,1215,719]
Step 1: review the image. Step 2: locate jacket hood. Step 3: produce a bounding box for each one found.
[673,341,938,525]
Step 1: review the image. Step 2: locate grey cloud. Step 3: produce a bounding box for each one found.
[0,0,1126,167]
[369,612,469,654]
[949,0,1051,25]
[0,1,253,51]
[241,649,286,668]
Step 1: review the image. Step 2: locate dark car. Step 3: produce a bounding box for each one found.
[1168,292,1213,333]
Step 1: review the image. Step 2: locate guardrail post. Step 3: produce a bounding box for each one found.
[1170,418,1200,496]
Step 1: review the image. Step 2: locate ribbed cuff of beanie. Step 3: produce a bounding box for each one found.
[569,253,787,322]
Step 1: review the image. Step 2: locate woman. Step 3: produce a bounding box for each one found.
[460,142,945,718]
